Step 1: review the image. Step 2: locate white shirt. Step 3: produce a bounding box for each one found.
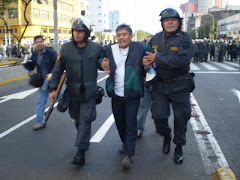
[111,44,129,97]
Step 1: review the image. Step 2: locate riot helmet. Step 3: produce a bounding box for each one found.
[159,8,183,32]
[71,17,91,42]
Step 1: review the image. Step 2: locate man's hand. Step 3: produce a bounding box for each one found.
[142,49,158,67]
[101,58,110,75]
[49,91,56,105]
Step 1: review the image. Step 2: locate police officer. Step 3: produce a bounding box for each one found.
[143,8,194,164]
[49,17,102,166]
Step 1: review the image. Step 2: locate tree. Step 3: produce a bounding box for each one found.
[136,30,151,41]
[0,0,36,57]
[189,30,196,39]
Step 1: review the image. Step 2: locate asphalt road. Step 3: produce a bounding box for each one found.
[0,61,239,180]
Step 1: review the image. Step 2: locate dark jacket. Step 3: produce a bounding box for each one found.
[24,47,57,78]
[100,41,145,98]
[49,40,102,102]
[149,31,194,79]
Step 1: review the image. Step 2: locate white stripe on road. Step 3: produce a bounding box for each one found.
[190,94,229,174]
[0,75,109,139]
[194,71,240,74]
[200,62,219,70]
[90,114,115,143]
[0,104,57,139]
[224,61,240,68]
[190,63,200,70]
[210,62,238,70]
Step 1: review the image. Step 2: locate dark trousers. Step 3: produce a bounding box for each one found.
[151,79,191,146]
[69,97,96,151]
[111,96,140,157]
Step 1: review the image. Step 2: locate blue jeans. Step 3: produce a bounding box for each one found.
[36,87,49,125]
[137,87,152,131]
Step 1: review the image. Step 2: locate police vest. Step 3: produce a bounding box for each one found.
[62,41,101,102]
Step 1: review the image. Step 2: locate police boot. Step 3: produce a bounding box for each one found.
[71,149,85,166]
[162,134,171,154]
[174,145,183,164]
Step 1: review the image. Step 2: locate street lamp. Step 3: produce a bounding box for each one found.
[206,13,215,40]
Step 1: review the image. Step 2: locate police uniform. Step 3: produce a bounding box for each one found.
[49,17,102,166]
[150,30,194,147]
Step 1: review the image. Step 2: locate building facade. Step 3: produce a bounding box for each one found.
[109,10,119,31]
[0,0,89,45]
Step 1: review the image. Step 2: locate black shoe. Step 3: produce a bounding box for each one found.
[71,150,85,166]
[174,146,183,164]
[162,134,171,154]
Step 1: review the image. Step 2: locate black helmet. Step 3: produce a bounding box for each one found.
[71,17,91,41]
[160,8,183,22]
[159,8,183,32]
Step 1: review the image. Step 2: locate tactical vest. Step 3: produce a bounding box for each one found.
[62,40,101,102]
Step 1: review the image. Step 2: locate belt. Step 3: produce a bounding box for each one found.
[159,74,187,84]
[160,78,177,83]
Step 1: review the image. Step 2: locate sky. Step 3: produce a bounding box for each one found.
[104,0,240,35]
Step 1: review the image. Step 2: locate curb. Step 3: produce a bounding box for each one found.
[212,168,237,180]
[0,75,29,85]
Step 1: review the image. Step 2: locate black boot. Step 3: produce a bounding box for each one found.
[71,149,85,166]
[162,134,171,154]
[174,145,183,164]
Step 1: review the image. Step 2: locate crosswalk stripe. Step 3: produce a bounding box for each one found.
[210,62,238,70]
[200,62,219,70]
[224,61,240,68]
[190,63,200,70]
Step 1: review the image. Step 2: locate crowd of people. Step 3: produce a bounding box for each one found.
[17,7,236,170]
[193,38,240,63]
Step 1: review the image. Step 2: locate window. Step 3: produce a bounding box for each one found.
[58,14,62,22]
[49,0,53,5]
[63,3,68,10]
[15,28,17,33]
[33,9,40,18]
[41,28,47,33]
[68,30,71,34]
[68,5,73,11]
[58,29,61,33]
[63,30,67,34]
[8,9,18,19]
[42,0,48,4]
[49,29,54,33]
[57,1,61,9]
[41,11,49,20]
[50,12,54,21]
[0,30,2,34]
[9,29,13,33]
[63,16,67,23]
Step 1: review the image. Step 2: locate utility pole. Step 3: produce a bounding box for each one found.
[53,0,59,53]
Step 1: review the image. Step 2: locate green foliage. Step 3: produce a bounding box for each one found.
[0,0,17,15]
[189,30,196,39]
[198,26,204,39]
[136,30,151,41]
[95,32,104,42]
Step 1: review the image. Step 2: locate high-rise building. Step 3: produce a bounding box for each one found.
[89,0,109,32]
[109,10,119,31]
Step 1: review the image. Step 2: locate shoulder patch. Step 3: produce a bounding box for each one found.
[171,47,179,51]
[152,45,158,49]
[57,54,61,61]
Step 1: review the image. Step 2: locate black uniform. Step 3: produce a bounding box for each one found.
[149,30,194,146]
[49,40,102,151]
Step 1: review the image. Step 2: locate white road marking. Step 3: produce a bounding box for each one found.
[190,94,229,174]
[210,62,238,70]
[190,63,200,70]
[200,62,219,70]
[0,104,57,139]
[194,71,240,74]
[0,75,109,139]
[231,89,240,104]
[90,114,115,143]
[0,88,39,104]
[224,61,240,68]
